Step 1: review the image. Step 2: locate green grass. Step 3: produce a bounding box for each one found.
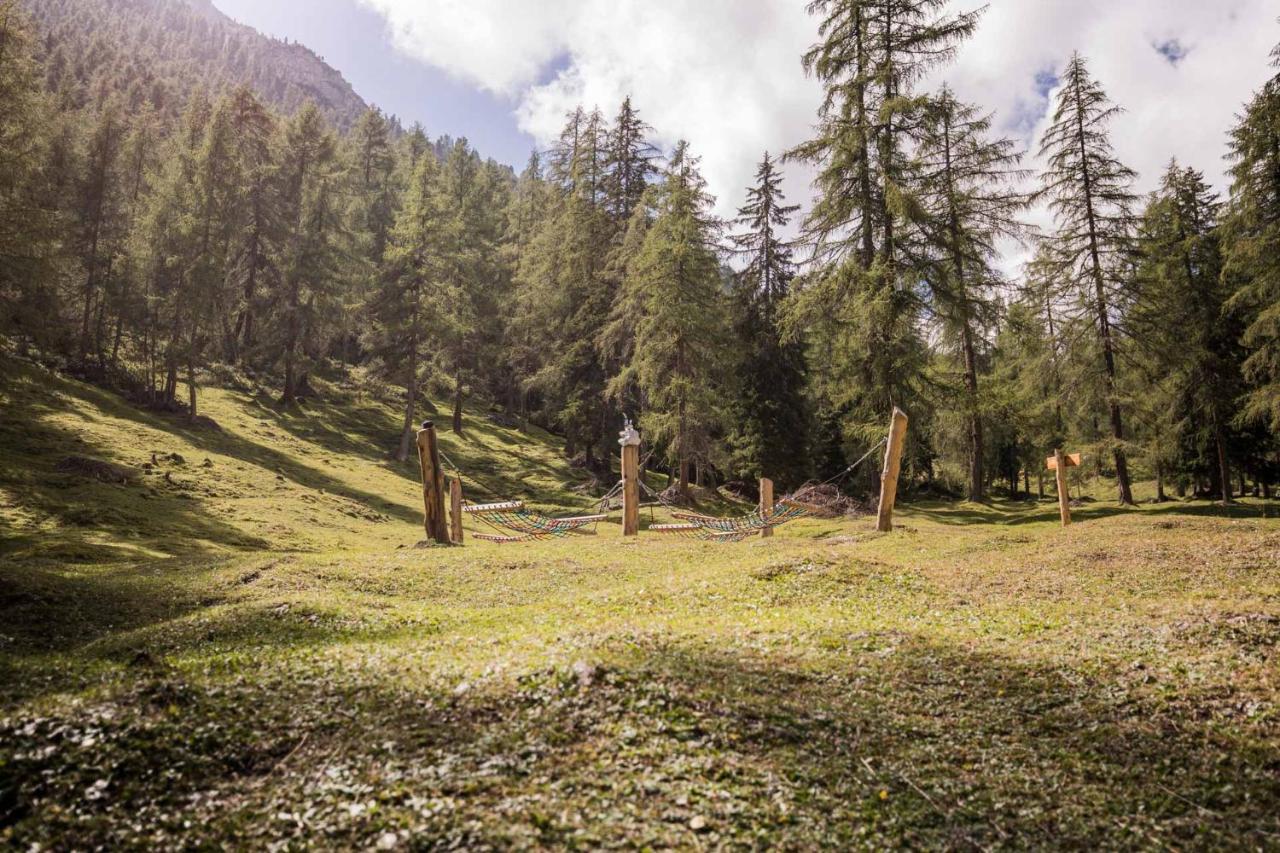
[2,356,1279,848]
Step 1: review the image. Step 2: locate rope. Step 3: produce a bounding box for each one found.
[815,437,888,488]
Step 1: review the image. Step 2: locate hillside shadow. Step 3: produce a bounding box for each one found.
[1,361,422,538]
[0,396,269,564]
[3,627,1276,847]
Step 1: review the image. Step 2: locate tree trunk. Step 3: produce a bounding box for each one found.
[1155,461,1166,502]
[452,375,464,435]
[1072,71,1133,506]
[1214,417,1231,506]
[396,346,417,463]
[187,352,198,421]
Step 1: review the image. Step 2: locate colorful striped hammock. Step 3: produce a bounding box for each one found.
[462,501,605,542]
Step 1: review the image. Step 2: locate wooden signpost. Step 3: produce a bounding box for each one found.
[1049,449,1077,527]
[876,408,910,533]
[620,419,641,537]
[759,477,774,539]
[416,420,450,545]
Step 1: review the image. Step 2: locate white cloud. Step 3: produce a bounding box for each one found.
[359,0,1277,272]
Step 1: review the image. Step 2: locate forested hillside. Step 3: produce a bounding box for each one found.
[2,0,1279,509]
[21,0,368,130]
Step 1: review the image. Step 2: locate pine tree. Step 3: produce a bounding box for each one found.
[787,0,981,480]
[225,86,280,362]
[1224,49,1280,432]
[727,152,810,489]
[74,98,127,366]
[367,152,446,460]
[275,101,343,405]
[0,0,61,351]
[604,97,658,223]
[1134,163,1242,504]
[915,87,1029,501]
[1036,52,1139,504]
[616,142,729,499]
[517,110,615,469]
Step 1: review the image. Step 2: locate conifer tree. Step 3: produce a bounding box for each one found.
[788,0,980,477]
[518,110,615,468]
[616,142,729,498]
[225,87,280,362]
[74,98,127,365]
[727,152,810,488]
[915,88,1028,501]
[274,102,343,405]
[605,97,658,223]
[0,1,61,351]
[1036,52,1139,504]
[367,152,446,460]
[1134,163,1242,504]
[1224,48,1280,432]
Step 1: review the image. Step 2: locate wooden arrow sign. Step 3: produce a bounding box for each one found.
[1045,452,1081,471]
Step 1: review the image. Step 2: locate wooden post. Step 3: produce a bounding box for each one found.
[416,420,449,544]
[622,442,640,536]
[876,408,909,533]
[1054,448,1072,527]
[759,477,774,538]
[449,477,464,544]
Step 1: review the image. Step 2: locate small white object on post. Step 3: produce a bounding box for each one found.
[619,417,641,537]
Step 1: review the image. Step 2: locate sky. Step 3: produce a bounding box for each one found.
[213,0,1279,275]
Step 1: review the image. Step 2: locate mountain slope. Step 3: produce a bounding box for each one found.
[24,0,368,130]
[0,353,596,564]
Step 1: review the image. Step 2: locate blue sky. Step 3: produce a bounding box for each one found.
[212,0,537,167]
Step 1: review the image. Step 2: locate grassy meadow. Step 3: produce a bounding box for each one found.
[2,356,1278,849]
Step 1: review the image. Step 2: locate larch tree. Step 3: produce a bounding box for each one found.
[728,152,810,489]
[274,101,343,406]
[617,141,729,499]
[1134,163,1241,504]
[367,151,446,460]
[787,0,980,479]
[0,1,62,352]
[914,87,1029,501]
[1036,52,1139,505]
[1224,46,1280,432]
[225,86,280,363]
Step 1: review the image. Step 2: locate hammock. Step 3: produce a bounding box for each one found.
[670,499,812,535]
[650,523,753,542]
[462,501,605,541]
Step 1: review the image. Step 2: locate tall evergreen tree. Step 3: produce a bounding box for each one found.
[1134,163,1242,504]
[1036,52,1139,504]
[1224,46,1280,432]
[604,96,659,223]
[367,152,446,460]
[915,87,1028,501]
[0,1,61,351]
[274,101,343,405]
[728,152,810,489]
[615,141,729,498]
[225,86,280,362]
[787,0,980,480]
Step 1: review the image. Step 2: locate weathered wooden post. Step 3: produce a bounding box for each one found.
[620,418,641,537]
[759,477,774,539]
[416,420,450,544]
[876,407,909,533]
[1053,448,1072,527]
[449,476,464,544]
